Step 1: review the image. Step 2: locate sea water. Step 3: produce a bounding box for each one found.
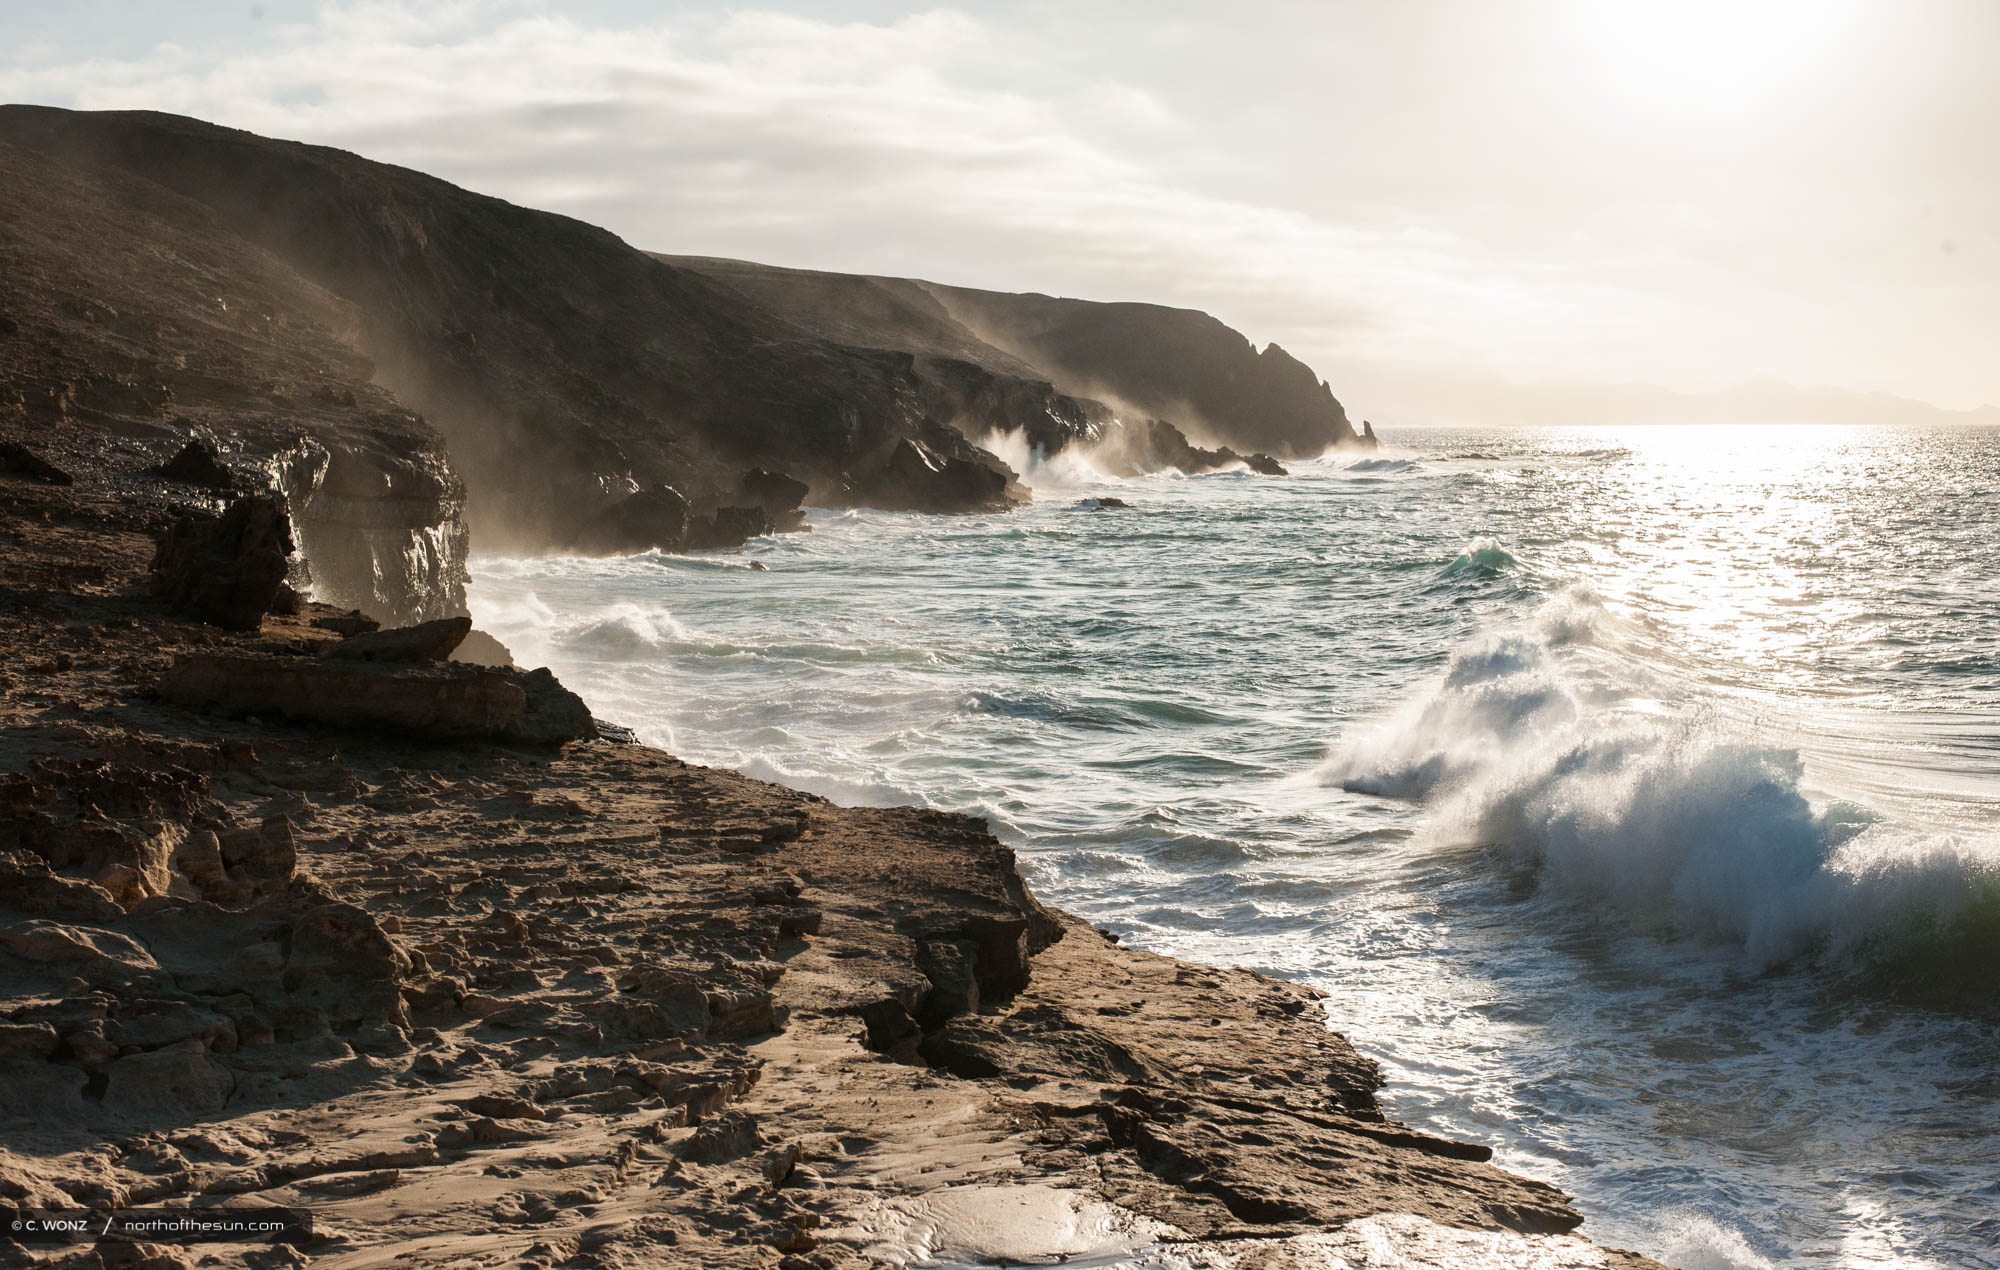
[469,424,2000,1268]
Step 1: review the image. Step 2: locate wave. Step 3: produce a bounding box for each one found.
[1439,535,1520,579]
[1346,457,1420,473]
[1321,582,2000,998]
[976,428,1120,491]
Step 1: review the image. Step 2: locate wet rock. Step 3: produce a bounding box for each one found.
[686,505,771,551]
[151,438,238,491]
[0,441,74,485]
[1243,453,1288,476]
[326,615,472,663]
[571,485,690,555]
[1075,496,1130,511]
[868,436,1012,514]
[151,495,295,630]
[740,468,809,531]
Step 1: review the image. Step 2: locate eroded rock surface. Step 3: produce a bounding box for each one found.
[1,361,1655,1270]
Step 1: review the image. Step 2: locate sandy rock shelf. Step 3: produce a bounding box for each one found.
[0,470,1667,1269]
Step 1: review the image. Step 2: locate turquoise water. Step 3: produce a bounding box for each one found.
[470,424,2000,1268]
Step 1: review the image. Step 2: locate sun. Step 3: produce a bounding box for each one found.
[1565,0,1868,128]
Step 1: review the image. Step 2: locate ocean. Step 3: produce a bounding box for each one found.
[469,423,2000,1269]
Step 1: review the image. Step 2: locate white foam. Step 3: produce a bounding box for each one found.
[1324,583,2000,971]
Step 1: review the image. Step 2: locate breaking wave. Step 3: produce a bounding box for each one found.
[1322,584,2000,992]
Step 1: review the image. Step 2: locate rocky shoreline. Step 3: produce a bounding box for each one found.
[0,448,1665,1267]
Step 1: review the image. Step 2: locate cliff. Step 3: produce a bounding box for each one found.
[0,105,1028,562]
[666,255,1367,458]
[4,106,1369,621]
[0,129,466,625]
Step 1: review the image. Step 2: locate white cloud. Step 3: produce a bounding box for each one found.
[5,1,1993,412]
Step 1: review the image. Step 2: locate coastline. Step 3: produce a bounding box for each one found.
[0,462,1664,1269]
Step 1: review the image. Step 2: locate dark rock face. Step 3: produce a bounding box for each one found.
[569,485,691,556]
[666,256,1368,460]
[739,468,809,531]
[929,289,1364,457]
[686,505,771,551]
[150,495,295,631]
[0,106,1024,545]
[152,437,238,491]
[0,441,73,485]
[867,435,1016,514]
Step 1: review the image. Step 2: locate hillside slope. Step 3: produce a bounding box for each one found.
[1,106,1029,554]
[667,255,1368,458]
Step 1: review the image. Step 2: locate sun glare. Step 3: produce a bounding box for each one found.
[1568,0,1867,127]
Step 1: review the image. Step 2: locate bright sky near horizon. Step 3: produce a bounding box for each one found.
[3,0,1996,417]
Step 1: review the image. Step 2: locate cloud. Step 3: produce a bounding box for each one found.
[4,1,1992,411]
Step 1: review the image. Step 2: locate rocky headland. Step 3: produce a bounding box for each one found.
[3,104,1655,1270]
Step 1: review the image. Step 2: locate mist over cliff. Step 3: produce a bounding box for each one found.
[2,105,1369,611]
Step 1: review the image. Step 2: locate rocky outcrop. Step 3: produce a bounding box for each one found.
[0,127,470,626]
[861,434,1017,514]
[1095,418,1288,478]
[158,648,595,747]
[0,738,411,1127]
[326,615,471,663]
[739,468,810,532]
[150,496,296,631]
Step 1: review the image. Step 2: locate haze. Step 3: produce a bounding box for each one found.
[5,0,1996,422]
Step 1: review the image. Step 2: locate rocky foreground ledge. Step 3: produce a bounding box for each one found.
[0,468,1662,1268]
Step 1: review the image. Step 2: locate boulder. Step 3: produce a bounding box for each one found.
[1243,453,1288,476]
[0,441,73,485]
[570,485,690,555]
[686,505,771,551]
[326,615,472,663]
[151,437,238,491]
[510,667,599,747]
[740,468,810,531]
[870,437,1011,514]
[151,495,295,630]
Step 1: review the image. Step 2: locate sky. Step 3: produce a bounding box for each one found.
[4,0,1997,419]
